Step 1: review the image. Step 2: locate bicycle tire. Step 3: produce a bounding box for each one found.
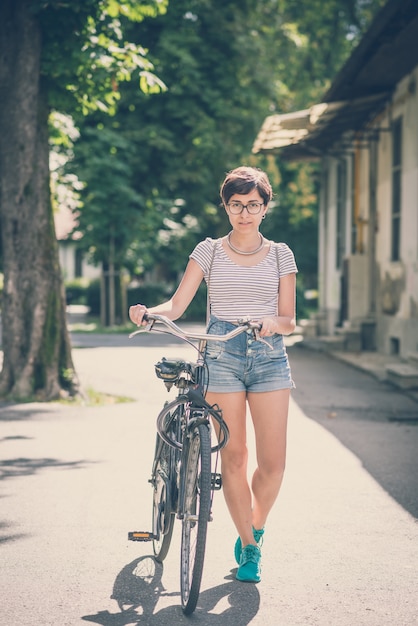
[152,437,175,562]
[180,420,212,615]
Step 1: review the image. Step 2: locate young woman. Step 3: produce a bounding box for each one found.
[129,166,297,583]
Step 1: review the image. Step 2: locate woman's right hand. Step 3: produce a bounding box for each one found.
[129,303,148,326]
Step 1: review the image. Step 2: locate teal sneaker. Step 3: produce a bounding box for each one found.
[234,527,264,564]
[236,544,261,583]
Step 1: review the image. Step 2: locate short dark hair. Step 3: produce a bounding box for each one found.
[220,166,273,206]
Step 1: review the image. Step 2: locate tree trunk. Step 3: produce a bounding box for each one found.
[101,262,125,327]
[0,0,79,400]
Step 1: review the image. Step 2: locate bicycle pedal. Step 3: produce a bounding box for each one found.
[128,531,155,542]
[211,472,222,490]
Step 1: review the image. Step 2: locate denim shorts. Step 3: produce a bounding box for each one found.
[203,316,295,393]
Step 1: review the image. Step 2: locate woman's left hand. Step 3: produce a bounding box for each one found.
[260,316,279,337]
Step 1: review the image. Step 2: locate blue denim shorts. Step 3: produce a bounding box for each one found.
[203,316,295,393]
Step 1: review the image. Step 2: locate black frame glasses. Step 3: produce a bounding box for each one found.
[226,201,264,215]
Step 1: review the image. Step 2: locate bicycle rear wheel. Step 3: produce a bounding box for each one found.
[152,437,175,562]
[180,421,211,615]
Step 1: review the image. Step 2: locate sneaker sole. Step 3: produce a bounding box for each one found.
[236,573,261,583]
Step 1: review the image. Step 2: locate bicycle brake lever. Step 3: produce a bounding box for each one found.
[129,328,143,338]
[128,320,154,338]
[253,328,274,349]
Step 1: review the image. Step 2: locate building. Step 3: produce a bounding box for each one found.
[54,204,100,283]
[253,0,418,387]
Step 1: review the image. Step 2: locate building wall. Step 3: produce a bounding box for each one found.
[374,68,418,356]
[318,66,418,356]
[58,242,100,282]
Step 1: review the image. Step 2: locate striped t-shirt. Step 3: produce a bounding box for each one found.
[190,237,297,321]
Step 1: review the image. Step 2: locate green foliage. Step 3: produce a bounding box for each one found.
[65,279,89,305]
[127,282,171,308]
[121,0,281,208]
[265,0,387,111]
[69,0,290,282]
[85,279,101,316]
[127,281,207,321]
[258,156,319,287]
[35,0,167,117]
[296,275,318,320]
[67,124,148,266]
[180,282,207,322]
[64,0,386,310]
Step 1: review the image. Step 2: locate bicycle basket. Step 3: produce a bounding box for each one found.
[154,358,193,383]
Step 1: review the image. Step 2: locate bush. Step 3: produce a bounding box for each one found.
[127,283,172,309]
[179,282,207,322]
[127,281,208,322]
[85,279,101,316]
[65,279,88,305]
[296,277,318,320]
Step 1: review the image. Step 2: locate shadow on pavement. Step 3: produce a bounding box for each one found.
[82,555,260,625]
[0,457,89,480]
[0,435,33,442]
[288,344,418,519]
[71,332,191,349]
[0,520,29,545]
[0,457,91,546]
[0,404,62,421]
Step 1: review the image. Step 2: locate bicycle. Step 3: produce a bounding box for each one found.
[128,314,267,615]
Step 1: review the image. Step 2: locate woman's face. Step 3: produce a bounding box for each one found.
[224,189,267,232]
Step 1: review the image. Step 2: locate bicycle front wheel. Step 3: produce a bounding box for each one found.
[180,421,211,615]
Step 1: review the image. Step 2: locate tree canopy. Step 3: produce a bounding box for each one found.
[66,0,385,308]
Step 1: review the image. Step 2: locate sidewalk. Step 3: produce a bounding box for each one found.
[298,338,418,404]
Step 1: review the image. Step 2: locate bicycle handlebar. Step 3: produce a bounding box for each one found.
[129,313,263,343]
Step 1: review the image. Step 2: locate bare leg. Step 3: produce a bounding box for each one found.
[206,390,256,548]
[247,389,290,531]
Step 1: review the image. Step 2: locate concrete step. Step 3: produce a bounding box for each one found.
[385,363,418,390]
[303,335,346,352]
[407,352,418,366]
[335,327,362,352]
[299,318,318,339]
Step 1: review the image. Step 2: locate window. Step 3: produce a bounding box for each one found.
[336,159,347,269]
[391,117,402,261]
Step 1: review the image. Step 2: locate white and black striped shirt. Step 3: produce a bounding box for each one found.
[190,237,298,321]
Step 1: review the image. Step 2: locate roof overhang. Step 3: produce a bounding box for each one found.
[252,93,389,160]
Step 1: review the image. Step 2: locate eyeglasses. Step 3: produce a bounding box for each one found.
[227,201,264,215]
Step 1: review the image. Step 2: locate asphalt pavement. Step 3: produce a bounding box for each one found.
[287,343,418,519]
[0,330,417,626]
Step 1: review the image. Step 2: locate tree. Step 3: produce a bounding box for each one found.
[68,0,385,305]
[69,0,289,291]
[66,124,160,325]
[0,0,165,400]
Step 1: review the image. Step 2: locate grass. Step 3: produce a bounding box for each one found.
[59,386,134,406]
[68,317,133,334]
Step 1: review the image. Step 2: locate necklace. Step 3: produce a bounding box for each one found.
[227,231,264,255]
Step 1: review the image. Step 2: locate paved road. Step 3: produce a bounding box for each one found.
[0,333,417,625]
